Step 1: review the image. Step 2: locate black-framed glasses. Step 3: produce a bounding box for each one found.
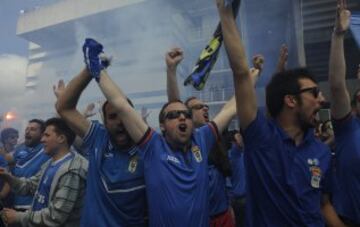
[190,104,209,110]
[294,87,320,98]
[164,110,192,120]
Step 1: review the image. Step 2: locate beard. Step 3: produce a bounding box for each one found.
[296,110,316,132]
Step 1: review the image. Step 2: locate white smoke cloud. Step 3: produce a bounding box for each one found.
[0,54,27,111]
[0,54,27,131]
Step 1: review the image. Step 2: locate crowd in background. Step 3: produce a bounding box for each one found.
[0,0,359,226]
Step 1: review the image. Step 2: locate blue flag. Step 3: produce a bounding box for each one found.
[351,12,360,48]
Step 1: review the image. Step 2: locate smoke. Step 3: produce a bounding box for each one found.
[0,54,27,131]
[16,0,303,127]
[45,0,198,127]
[0,54,27,111]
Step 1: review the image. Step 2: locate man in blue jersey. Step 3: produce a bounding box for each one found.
[166,47,234,225]
[0,118,88,227]
[165,47,261,227]
[328,1,360,225]
[215,0,345,226]
[82,38,236,227]
[56,67,147,224]
[227,131,246,227]
[7,119,50,210]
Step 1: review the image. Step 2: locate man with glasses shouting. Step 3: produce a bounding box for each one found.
[164,47,262,226]
[82,39,236,227]
[216,0,344,226]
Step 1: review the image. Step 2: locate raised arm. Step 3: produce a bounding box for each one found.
[213,96,236,133]
[79,39,149,142]
[216,0,257,130]
[97,70,148,143]
[276,44,288,73]
[329,0,351,119]
[166,48,184,101]
[250,54,264,86]
[55,72,91,138]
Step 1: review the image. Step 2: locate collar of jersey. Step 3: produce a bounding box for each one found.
[108,141,137,156]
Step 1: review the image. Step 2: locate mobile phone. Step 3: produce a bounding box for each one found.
[318,109,331,123]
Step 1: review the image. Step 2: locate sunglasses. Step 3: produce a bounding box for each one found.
[164,110,192,120]
[295,87,320,98]
[190,104,209,110]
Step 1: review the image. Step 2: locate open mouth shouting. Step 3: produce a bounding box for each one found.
[203,112,209,122]
[178,123,188,133]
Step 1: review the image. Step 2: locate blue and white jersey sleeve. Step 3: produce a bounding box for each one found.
[82,121,106,156]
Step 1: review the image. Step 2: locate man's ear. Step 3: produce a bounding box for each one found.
[284,95,297,108]
[58,134,66,144]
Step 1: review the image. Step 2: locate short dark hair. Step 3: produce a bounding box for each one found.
[184,96,198,108]
[102,98,134,124]
[1,128,18,143]
[158,100,184,124]
[29,119,45,133]
[45,118,76,147]
[266,68,318,118]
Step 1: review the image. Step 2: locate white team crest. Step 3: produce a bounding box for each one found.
[191,145,202,163]
[308,158,321,188]
[128,156,138,173]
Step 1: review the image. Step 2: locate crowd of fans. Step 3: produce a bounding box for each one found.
[0,0,358,226]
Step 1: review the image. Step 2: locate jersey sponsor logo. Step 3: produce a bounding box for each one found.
[128,156,138,173]
[308,158,321,188]
[191,145,202,163]
[166,155,180,164]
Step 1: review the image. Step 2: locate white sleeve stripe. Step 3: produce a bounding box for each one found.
[83,122,96,144]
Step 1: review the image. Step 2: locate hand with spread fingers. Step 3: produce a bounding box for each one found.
[334,0,351,35]
[53,80,66,99]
